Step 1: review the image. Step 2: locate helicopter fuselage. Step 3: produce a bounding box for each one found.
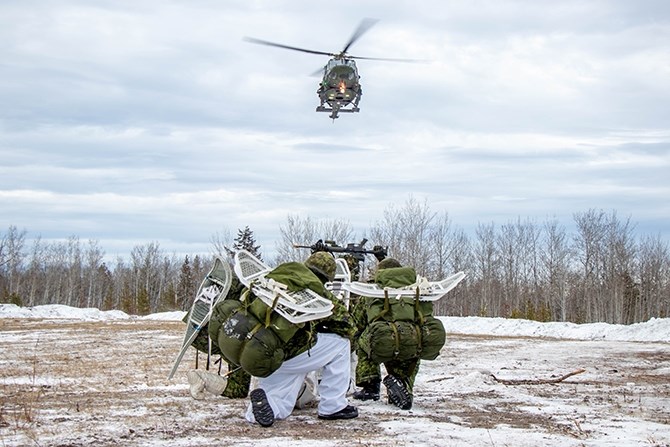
[316,59,362,119]
[245,18,412,120]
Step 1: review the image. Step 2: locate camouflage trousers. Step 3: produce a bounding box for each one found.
[355,347,420,395]
[222,362,251,399]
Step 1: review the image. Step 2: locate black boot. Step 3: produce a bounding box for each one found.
[318,405,359,420]
[383,375,412,410]
[250,388,275,427]
[352,381,380,401]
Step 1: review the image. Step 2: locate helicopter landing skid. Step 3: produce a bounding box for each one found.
[316,105,360,119]
[316,106,360,113]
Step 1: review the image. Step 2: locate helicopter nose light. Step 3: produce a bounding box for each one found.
[338,81,346,93]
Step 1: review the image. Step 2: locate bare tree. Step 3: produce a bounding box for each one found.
[3,204,669,323]
[438,227,474,316]
[572,209,638,323]
[275,214,316,264]
[64,236,83,307]
[511,218,543,319]
[25,236,45,307]
[573,209,608,322]
[45,241,68,305]
[604,212,637,323]
[275,214,354,264]
[497,220,521,315]
[158,252,179,312]
[369,196,436,276]
[637,234,670,320]
[3,226,27,300]
[472,222,500,316]
[83,240,105,308]
[427,212,453,280]
[210,229,233,259]
[540,218,572,321]
[130,242,164,314]
[0,228,7,269]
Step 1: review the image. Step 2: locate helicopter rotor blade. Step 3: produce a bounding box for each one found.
[348,55,430,63]
[340,18,379,55]
[309,66,325,77]
[243,36,334,57]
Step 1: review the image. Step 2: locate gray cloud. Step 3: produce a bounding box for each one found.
[1,0,669,261]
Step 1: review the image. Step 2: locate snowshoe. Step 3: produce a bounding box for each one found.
[168,257,233,379]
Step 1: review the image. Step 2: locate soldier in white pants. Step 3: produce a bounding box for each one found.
[245,332,356,425]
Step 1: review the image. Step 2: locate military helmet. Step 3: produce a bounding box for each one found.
[377,257,401,270]
[304,251,336,282]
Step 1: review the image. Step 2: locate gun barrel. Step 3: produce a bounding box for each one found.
[293,244,377,254]
[294,240,387,261]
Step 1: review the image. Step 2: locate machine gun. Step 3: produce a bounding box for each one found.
[293,239,387,262]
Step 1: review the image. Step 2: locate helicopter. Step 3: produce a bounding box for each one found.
[244,18,419,120]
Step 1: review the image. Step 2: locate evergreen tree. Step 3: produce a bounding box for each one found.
[177,255,194,311]
[136,288,151,315]
[159,282,177,312]
[120,280,134,315]
[233,226,262,260]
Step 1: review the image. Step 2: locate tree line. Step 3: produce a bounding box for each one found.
[1,199,669,324]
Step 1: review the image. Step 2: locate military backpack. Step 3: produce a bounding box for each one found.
[209,262,326,377]
[358,266,447,363]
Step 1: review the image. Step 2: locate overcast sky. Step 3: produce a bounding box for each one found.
[1,0,669,261]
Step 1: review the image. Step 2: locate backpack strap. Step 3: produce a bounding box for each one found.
[413,316,423,358]
[414,288,425,326]
[389,321,400,358]
[369,289,391,324]
[247,321,264,340]
[265,293,282,327]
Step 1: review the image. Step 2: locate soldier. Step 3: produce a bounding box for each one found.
[218,251,358,427]
[350,258,420,410]
[185,259,316,409]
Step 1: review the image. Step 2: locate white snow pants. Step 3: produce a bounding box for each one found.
[245,333,351,422]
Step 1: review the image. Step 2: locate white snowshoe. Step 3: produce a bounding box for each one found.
[168,256,233,379]
[326,258,352,306]
[343,271,467,301]
[234,250,334,324]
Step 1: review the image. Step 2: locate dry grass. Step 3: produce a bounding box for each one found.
[1,318,669,446]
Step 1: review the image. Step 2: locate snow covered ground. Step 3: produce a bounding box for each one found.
[1,304,669,447]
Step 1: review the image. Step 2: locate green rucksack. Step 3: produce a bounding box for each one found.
[208,298,244,352]
[359,266,446,363]
[216,303,286,378]
[211,262,326,378]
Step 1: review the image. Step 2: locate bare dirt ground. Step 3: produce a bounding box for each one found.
[1,318,669,447]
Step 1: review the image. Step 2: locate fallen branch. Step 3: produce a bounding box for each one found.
[491,368,586,385]
[426,376,454,383]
